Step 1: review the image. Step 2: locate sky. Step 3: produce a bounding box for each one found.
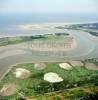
[0,0,98,14]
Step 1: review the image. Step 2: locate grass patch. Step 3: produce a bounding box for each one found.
[0,34,72,47]
[0,62,98,99]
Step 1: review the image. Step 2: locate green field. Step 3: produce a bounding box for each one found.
[0,33,71,46]
[0,61,98,100]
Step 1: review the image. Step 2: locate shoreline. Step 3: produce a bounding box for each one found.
[0,21,98,38]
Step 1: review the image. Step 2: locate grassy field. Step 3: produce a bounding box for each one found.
[0,61,98,100]
[0,33,72,46]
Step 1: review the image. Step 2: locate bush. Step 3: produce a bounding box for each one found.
[30,72,44,79]
[33,80,74,94]
[80,92,98,100]
[33,81,50,94]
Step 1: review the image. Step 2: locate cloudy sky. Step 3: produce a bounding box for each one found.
[0,0,98,14]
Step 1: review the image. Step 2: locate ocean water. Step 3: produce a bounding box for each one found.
[0,13,98,37]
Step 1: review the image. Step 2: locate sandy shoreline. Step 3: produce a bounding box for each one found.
[0,50,27,59]
[0,41,31,59]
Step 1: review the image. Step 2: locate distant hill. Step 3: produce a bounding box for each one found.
[77,23,98,29]
[56,22,98,30]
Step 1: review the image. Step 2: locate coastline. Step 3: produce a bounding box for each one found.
[0,21,98,38]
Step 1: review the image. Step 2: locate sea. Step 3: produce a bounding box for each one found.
[0,13,98,37]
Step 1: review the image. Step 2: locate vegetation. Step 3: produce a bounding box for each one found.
[0,37,32,46]
[0,61,98,99]
[0,33,71,46]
